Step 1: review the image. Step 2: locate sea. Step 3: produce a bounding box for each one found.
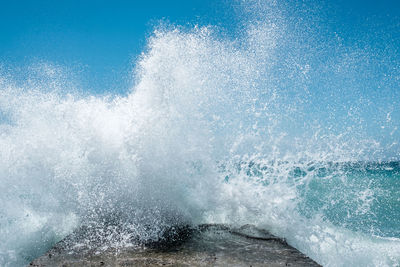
[0,1,399,266]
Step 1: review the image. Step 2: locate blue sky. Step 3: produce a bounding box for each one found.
[0,0,225,94]
[0,0,399,94]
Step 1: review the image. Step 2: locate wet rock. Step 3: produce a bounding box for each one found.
[29,224,321,267]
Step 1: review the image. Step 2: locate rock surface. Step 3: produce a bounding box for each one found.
[30,224,321,267]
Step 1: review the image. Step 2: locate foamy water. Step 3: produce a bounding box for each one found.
[1,1,399,266]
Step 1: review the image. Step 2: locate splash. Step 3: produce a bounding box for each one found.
[1,1,400,266]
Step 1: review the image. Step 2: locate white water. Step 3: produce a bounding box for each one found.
[1,2,400,266]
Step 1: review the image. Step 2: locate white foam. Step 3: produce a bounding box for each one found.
[1,3,399,266]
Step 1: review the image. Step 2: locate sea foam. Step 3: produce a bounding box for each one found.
[1,1,399,266]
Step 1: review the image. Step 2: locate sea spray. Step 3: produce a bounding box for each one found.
[1,1,400,266]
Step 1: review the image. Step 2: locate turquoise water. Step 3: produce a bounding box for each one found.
[226,161,400,238]
[298,162,400,239]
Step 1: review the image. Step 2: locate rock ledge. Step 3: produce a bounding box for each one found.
[30,224,321,267]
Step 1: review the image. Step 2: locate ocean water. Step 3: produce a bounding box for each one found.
[1,1,400,266]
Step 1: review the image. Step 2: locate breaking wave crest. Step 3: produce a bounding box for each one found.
[1,1,399,266]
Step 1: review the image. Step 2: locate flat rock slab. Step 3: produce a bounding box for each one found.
[30,224,321,267]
